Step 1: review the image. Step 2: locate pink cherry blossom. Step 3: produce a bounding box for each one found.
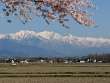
[0,0,95,27]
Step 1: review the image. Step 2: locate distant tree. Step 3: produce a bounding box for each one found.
[0,0,95,28]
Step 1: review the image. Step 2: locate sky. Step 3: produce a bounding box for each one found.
[0,0,110,38]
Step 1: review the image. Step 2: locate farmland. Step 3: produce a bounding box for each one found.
[0,63,110,83]
[0,77,110,83]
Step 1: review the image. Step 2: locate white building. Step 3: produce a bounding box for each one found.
[64,60,69,64]
[98,61,103,63]
[93,59,97,63]
[49,60,53,64]
[20,60,29,64]
[40,59,45,63]
[80,60,85,63]
[11,60,17,65]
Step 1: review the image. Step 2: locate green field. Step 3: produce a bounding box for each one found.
[0,63,110,83]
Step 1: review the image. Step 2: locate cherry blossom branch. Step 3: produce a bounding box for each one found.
[0,0,95,28]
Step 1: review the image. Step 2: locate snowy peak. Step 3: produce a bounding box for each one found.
[0,34,5,39]
[62,36,110,47]
[10,30,37,40]
[1,30,62,40]
[0,30,110,47]
[15,30,36,37]
[36,31,62,40]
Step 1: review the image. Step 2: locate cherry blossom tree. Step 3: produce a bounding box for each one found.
[0,0,95,28]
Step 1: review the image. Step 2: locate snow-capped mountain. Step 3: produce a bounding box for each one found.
[0,30,110,57]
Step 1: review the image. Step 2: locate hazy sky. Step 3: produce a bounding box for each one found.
[0,0,110,38]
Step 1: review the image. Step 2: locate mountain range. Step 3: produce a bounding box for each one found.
[0,30,110,57]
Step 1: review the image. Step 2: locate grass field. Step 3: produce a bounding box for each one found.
[0,63,110,83]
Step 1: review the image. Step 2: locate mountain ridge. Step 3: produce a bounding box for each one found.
[1,30,110,47]
[0,30,110,57]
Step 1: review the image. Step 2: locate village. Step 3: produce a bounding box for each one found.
[0,53,110,65]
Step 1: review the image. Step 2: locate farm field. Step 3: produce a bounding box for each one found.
[0,63,110,83]
[0,77,110,83]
